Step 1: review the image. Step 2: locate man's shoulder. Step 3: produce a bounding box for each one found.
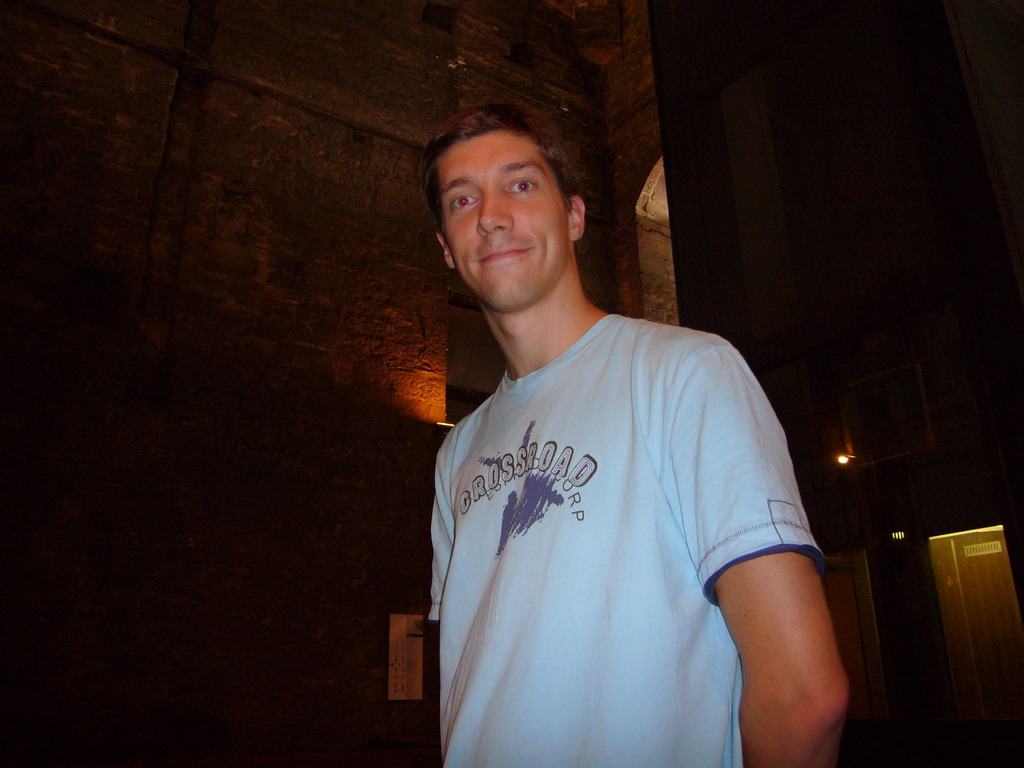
[602,315,732,362]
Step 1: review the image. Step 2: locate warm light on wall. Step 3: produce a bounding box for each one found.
[891,531,906,540]
[837,454,856,465]
[388,369,446,424]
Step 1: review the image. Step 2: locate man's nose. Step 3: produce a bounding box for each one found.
[477,193,512,234]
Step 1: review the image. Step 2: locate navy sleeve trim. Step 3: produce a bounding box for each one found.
[703,543,824,605]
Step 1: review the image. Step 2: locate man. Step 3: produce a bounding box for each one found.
[422,103,848,768]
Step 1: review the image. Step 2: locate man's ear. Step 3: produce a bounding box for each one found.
[436,231,455,269]
[568,195,586,242]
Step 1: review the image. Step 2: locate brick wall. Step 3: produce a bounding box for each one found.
[603,0,664,318]
[0,0,638,760]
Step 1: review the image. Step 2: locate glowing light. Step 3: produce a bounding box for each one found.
[930,524,1004,541]
[891,531,905,540]
[436,422,455,429]
[837,454,855,465]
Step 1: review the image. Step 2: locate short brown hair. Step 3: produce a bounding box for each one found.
[421,103,583,234]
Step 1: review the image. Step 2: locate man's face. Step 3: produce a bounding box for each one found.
[435,131,585,317]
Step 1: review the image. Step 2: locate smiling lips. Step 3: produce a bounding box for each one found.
[480,245,530,263]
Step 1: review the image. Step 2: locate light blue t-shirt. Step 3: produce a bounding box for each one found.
[430,315,822,768]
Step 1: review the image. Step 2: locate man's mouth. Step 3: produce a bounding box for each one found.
[480,246,529,263]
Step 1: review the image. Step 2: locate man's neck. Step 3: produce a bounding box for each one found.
[483,290,607,380]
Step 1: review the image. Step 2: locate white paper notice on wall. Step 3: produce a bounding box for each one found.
[388,613,423,700]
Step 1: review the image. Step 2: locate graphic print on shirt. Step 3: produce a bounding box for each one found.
[497,472,564,556]
[459,420,599,557]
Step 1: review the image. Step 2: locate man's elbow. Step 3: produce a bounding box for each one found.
[801,665,849,738]
[770,664,849,756]
[785,663,850,758]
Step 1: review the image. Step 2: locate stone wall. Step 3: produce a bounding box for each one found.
[603,0,665,319]
[0,0,624,760]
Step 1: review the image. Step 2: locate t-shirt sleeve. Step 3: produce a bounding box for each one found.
[428,438,457,624]
[665,342,823,604]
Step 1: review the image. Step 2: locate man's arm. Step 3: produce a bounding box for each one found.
[716,552,849,768]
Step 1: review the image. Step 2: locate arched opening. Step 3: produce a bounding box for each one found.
[635,158,677,325]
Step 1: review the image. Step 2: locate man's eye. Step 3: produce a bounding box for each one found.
[451,196,471,209]
[514,180,534,192]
